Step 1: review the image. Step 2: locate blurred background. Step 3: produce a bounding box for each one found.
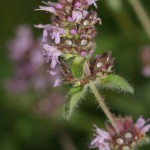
[0,0,150,149]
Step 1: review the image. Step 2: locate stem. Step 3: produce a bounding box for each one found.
[84,61,91,77]
[128,0,150,39]
[84,61,119,134]
[89,81,119,134]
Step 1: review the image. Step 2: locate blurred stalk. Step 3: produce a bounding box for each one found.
[106,0,141,43]
[128,0,150,39]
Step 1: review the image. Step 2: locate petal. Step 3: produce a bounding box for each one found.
[42,29,48,43]
[34,24,44,28]
[87,0,97,8]
[51,58,57,68]
[141,124,150,133]
[53,78,62,87]
[43,44,51,51]
[49,71,57,76]
[134,116,146,129]
[36,6,56,13]
[54,32,60,44]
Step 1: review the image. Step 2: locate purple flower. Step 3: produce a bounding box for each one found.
[51,27,65,44]
[72,9,88,22]
[8,25,33,61]
[87,0,97,8]
[5,25,52,93]
[90,125,111,150]
[43,44,62,68]
[36,6,56,14]
[90,116,150,150]
[53,77,62,87]
[49,70,62,87]
[134,116,150,134]
[35,24,65,44]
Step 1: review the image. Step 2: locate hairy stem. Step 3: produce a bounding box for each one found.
[128,0,150,38]
[84,61,119,134]
[84,61,91,77]
[89,82,119,134]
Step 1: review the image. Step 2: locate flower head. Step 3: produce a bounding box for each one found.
[35,0,102,87]
[90,116,150,150]
[36,0,101,58]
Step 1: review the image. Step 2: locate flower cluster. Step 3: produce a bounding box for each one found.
[90,116,150,150]
[36,0,106,87]
[6,25,50,92]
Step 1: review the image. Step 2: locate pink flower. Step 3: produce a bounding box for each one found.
[87,0,97,8]
[43,44,62,68]
[134,116,150,134]
[90,116,150,150]
[53,77,62,87]
[8,25,33,61]
[72,9,88,22]
[51,26,65,44]
[36,6,56,14]
[90,125,111,150]
[49,70,62,87]
[35,24,65,44]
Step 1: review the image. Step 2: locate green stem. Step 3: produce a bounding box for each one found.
[89,82,119,134]
[128,0,150,39]
[84,61,119,134]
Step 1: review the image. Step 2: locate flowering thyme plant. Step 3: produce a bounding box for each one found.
[90,116,150,150]
[35,0,150,149]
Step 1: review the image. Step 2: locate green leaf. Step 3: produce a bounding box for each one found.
[98,74,134,94]
[64,86,83,119]
[71,56,85,79]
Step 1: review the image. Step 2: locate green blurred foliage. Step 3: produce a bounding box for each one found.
[0,0,150,150]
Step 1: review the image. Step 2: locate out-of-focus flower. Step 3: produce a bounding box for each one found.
[141,46,150,77]
[5,25,53,92]
[33,93,65,117]
[8,25,33,61]
[90,116,150,150]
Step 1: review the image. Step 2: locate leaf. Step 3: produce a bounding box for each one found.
[97,74,134,94]
[71,56,85,79]
[64,86,83,119]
